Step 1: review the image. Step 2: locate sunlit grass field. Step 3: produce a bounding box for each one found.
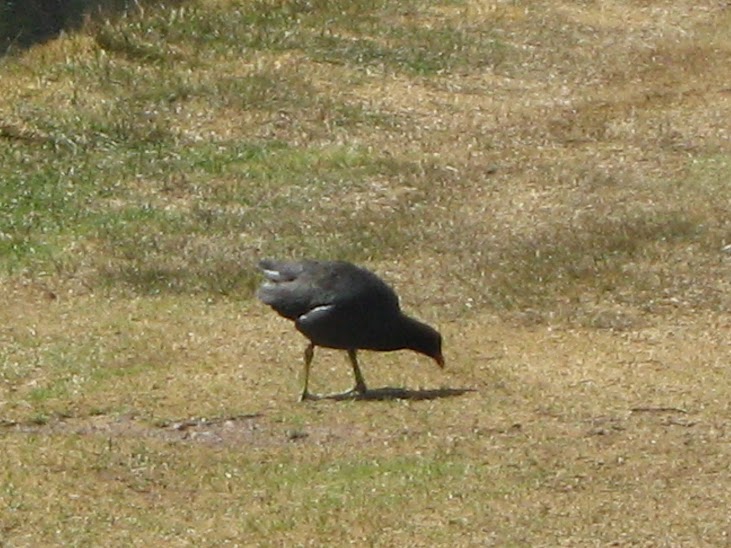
[1,0,730,544]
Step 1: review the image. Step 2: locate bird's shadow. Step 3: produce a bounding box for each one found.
[317,386,476,402]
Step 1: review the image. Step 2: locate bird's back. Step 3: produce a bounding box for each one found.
[257,259,401,323]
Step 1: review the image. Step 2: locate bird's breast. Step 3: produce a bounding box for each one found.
[295,304,402,351]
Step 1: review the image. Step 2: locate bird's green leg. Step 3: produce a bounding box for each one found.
[299,343,318,401]
[347,349,368,395]
[319,350,368,400]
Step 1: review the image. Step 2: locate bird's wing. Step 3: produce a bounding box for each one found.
[286,261,397,308]
[257,259,401,319]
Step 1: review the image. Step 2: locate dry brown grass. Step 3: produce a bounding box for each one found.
[1,0,730,545]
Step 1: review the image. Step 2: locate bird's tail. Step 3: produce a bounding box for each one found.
[258,259,305,283]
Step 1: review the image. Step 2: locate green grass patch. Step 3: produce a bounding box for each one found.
[1,100,444,292]
[86,0,508,75]
[310,22,507,75]
[0,432,511,545]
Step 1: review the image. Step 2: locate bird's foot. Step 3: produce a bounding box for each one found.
[321,384,368,400]
[299,384,368,401]
[299,391,322,402]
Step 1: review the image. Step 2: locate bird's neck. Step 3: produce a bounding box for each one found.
[376,314,434,355]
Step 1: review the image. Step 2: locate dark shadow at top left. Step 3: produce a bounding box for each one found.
[0,0,184,55]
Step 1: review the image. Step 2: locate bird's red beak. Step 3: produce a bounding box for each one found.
[435,353,445,368]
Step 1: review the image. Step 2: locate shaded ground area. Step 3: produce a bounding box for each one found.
[2,387,477,446]
[0,0,183,53]
[1,388,703,447]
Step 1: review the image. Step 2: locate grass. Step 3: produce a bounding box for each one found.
[1,0,730,545]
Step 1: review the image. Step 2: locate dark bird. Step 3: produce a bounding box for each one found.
[257,259,444,401]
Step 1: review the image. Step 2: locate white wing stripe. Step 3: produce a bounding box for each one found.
[299,305,335,321]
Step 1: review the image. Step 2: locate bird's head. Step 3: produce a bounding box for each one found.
[408,319,445,368]
[429,331,445,368]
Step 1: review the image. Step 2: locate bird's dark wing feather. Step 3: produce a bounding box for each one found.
[257,259,401,322]
[257,263,316,320]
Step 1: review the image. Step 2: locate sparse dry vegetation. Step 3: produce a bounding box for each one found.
[1,0,730,545]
